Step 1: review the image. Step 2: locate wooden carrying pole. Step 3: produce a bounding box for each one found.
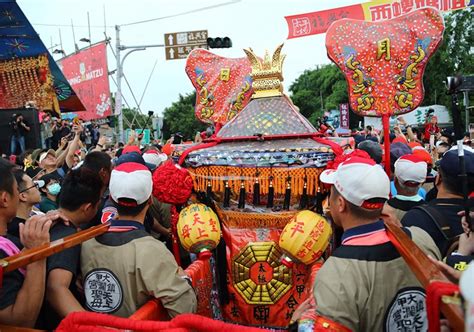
[0,223,109,275]
[384,222,464,331]
[382,114,391,177]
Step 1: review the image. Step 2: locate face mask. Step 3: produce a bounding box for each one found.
[47,183,61,196]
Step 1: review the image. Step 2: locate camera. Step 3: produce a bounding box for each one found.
[147,110,154,117]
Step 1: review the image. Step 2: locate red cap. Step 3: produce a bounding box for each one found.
[408,142,422,149]
[162,143,175,156]
[412,148,433,165]
[392,136,408,144]
[122,145,141,155]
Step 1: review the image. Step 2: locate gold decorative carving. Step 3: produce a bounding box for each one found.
[243,44,286,99]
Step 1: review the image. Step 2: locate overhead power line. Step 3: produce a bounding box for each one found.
[32,23,113,28]
[32,0,241,29]
[121,0,241,26]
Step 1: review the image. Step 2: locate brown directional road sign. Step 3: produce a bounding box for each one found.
[164,30,208,60]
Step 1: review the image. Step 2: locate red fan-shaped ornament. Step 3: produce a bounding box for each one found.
[326,8,444,175]
[185,49,254,128]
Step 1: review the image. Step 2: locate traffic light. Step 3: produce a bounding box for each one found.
[446,76,463,94]
[207,37,232,49]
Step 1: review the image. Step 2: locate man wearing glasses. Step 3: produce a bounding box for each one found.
[8,170,44,238]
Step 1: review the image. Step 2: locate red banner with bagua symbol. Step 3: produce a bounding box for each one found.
[58,42,111,120]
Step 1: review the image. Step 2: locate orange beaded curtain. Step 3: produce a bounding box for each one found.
[0,54,59,113]
[325,8,444,174]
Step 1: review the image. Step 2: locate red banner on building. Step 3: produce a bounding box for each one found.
[339,103,350,129]
[58,42,111,120]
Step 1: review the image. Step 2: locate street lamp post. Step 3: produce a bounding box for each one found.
[114,24,164,142]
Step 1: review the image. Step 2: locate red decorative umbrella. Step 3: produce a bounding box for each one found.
[326,8,444,174]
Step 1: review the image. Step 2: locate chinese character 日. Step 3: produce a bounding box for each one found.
[220,68,230,81]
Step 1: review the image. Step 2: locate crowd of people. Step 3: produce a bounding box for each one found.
[0,121,195,329]
[7,113,102,156]
[0,111,473,331]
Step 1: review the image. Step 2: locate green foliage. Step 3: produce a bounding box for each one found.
[288,64,348,126]
[122,107,150,130]
[162,92,208,141]
[423,8,474,107]
[109,96,151,131]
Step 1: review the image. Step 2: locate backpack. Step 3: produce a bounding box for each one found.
[412,205,460,257]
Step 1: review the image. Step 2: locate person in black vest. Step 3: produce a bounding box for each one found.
[401,149,474,257]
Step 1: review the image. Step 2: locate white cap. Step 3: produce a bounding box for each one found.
[109,162,152,206]
[38,149,56,165]
[320,156,389,209]
[142,150,167,167]
[394,155,427,185]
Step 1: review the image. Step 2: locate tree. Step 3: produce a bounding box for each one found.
[162,92,208,141]
[422,8,473,108]
[122,107,150,130]
[422,8,474,129]
[289,64,348,126]
[109,95,151,132]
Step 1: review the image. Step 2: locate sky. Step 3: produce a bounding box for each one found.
[18,0,362,117]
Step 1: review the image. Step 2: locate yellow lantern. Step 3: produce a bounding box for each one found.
[278,210,332,267]
[177,203,221,260]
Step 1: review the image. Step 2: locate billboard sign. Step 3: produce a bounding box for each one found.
[58,42,111,120]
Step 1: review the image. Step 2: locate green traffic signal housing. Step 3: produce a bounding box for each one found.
[207,37,232,49]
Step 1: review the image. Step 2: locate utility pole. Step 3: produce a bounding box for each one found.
[114,24,164,142]
[87,12,92,47]
[464,91,470,132]
[115,25,123,142]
